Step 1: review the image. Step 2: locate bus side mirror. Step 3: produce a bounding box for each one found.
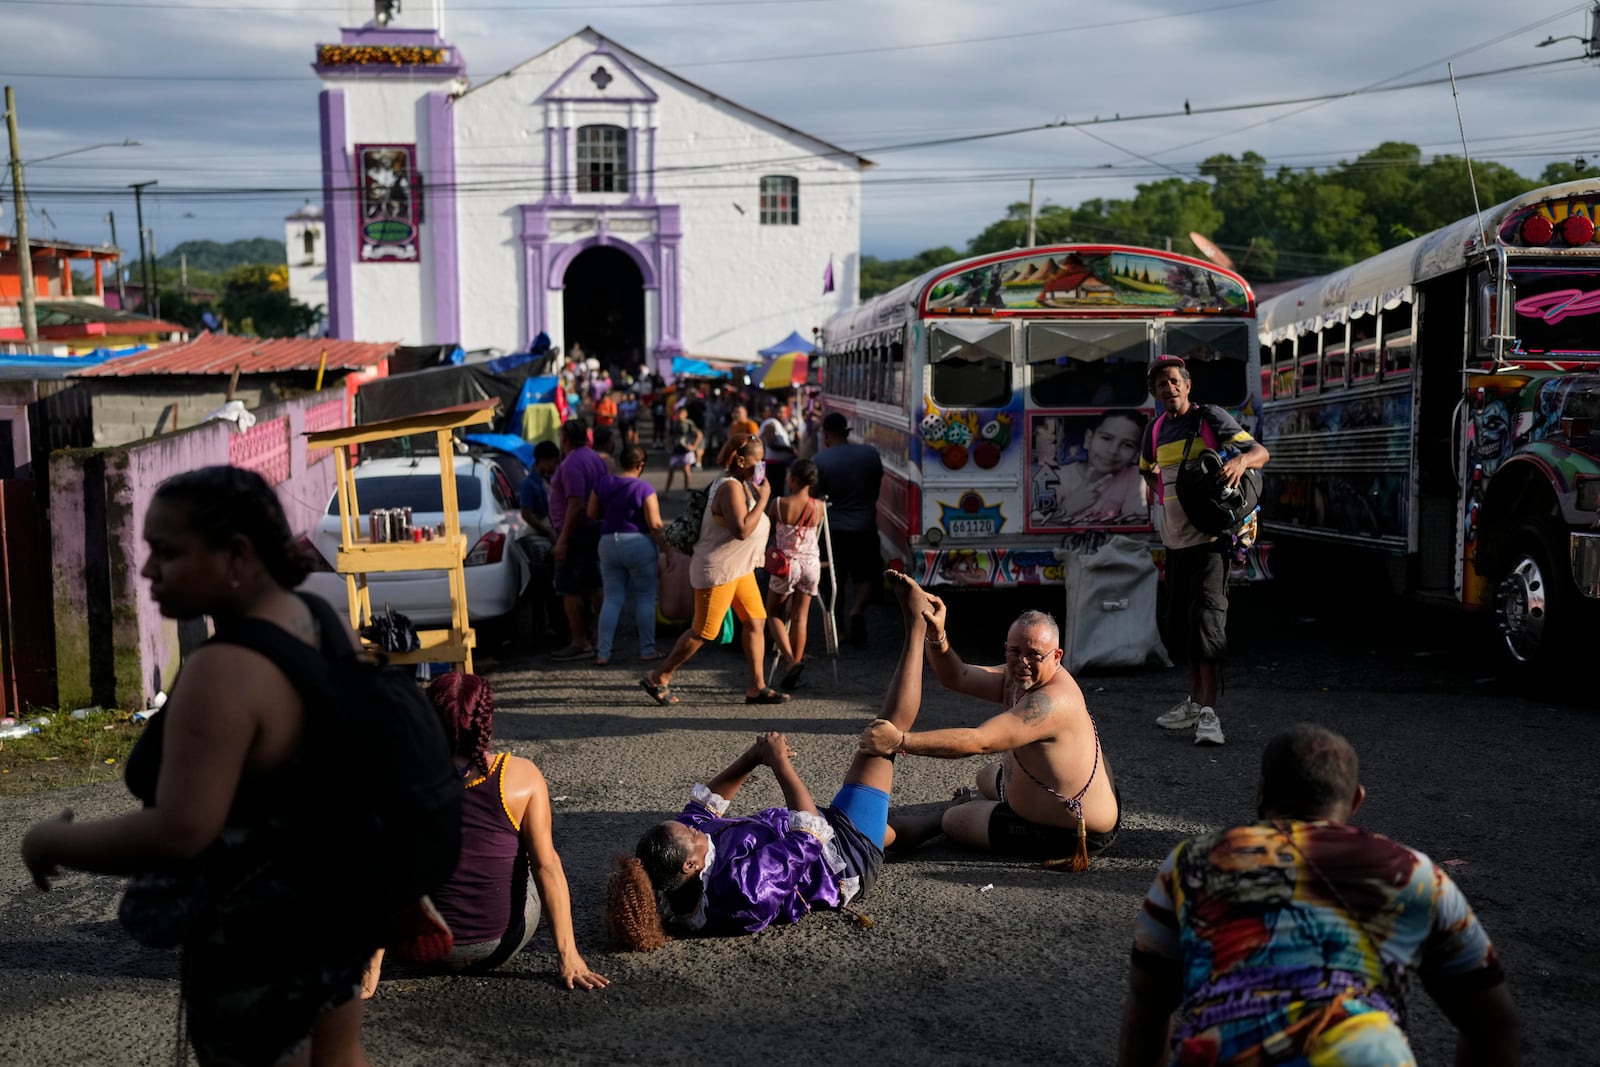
[1477,282,1500,353]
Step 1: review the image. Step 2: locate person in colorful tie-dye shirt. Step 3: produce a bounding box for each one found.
[1117,724,1518,1067]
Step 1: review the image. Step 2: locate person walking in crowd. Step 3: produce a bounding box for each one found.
[593,390,618,431]
[518,440,563,641]
[639,434,791,707]
[860,582,1119,869]
[20,467,385,1066]
[758,403,797,492]
[618,390,640,447]
[664,409,704,494]
[764,458,824,691]
[363,673,608,995]
[604,571,938,950]
[1139,355,1270,746]
[812,412,884,647]
[551,419,611,661]
[1117,723,1518,1067]
[588,444,666,665]
[705,388,728,456]
[728,402,760,441]
[650,389,667,447]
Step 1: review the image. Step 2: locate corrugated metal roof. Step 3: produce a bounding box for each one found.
[73,334,397,378]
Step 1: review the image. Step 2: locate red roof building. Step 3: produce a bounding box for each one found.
[74,333,396,378]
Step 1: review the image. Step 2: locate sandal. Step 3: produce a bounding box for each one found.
[745,687,790,705]
[639,677,679,706]
[779,660,806,691]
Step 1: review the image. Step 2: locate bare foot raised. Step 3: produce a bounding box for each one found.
[885,570,938,627]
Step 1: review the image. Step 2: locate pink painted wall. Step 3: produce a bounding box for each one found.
[50,389,348,710]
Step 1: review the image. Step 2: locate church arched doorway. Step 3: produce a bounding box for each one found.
[561,245,645,371]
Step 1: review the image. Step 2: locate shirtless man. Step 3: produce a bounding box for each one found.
[860,575,1119,868]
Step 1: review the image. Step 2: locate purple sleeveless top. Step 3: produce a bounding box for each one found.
[429,753,528,946]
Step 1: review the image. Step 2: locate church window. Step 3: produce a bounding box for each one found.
[760,176,799,225]
[576,124,629,193]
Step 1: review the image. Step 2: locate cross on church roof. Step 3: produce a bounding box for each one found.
[590,65,613,90]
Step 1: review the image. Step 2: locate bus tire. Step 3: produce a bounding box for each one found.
[1493,518,1578,681]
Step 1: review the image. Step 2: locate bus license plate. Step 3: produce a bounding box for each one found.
[947,517,997,537]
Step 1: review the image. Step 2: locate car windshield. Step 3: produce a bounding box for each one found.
[329,473,483,514]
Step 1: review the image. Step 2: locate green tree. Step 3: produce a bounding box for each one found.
[1409,156,1536,234]
[859,246,962,299]
[157,238,288,274]
[1541,160,1592,185]
[1326,141,1425,244]
[218,263,320,338]
[967,202,1075,255]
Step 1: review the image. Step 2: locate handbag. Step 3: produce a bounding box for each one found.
[662,476,719,555]
[360,604,422,653]
[1173,421,1262,536]
[764,498,818,577]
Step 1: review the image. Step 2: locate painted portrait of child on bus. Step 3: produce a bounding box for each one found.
[1027,411,1151,530]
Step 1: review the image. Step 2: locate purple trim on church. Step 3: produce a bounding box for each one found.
[518,203,682,357]
[320,89,354,339]
[539,46,659,103]
[425,91,459,344]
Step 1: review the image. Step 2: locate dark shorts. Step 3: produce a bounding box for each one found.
[553,526,602,596]
[830,528,882,585]
[1165,541,1229,662]
[987,794,1121,861]
[822,803,884,902]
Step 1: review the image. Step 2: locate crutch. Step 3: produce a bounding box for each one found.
[817,497,840,687]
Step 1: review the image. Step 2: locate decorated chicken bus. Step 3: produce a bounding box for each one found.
[1257,178,1600,676]
[819,244,1262,588]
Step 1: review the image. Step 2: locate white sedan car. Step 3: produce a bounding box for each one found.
[301,454,530,630]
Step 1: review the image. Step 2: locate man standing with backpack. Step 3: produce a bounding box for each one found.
[1138,356,1269,747]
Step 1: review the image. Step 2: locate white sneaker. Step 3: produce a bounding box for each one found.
[1156,698,1201,730]
[1194,707,1225,746]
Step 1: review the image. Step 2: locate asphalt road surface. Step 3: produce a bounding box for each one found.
[1,567,1595,1066]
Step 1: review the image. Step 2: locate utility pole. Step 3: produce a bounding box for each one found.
[106,211,126,305]
[1026,178,1037,248]
[129,179,156,314]
[145,226,158,319]
[5,86,37,352]
[180,252,187,303]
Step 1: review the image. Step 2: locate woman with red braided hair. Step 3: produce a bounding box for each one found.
[363,673,608,993]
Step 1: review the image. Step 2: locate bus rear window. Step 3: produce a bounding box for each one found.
[929,323,1013,408]
[1026,322,1150,406]
[1164,322,1250,405]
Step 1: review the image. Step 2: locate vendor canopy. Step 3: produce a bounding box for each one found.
[758,330,816,357]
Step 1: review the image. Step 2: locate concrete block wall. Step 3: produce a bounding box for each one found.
[89,385,269,447]
[49,389,346,711]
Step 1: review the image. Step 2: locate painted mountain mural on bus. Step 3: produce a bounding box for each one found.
[925,251,1249,312]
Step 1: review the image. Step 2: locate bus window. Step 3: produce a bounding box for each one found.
[1259,344,1272,399]
[868,346,885,403]
[1025,321,1150,406]
[1350,314,1378,382]
[1322,323,1348,390]
[1272,339,1296,398]
[1382,301,1414,375]
[1508,267,1600,356]
[1298,353,1320,393]
[930,322,1013,408]
[888,341,906,406]
[1165,321,1250,405]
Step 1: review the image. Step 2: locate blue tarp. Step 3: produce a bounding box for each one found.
[671,356,731,379]
[757,330,815,357]
[463,432,535,469]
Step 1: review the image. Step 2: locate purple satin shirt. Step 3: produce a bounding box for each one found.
[674,799,840,934]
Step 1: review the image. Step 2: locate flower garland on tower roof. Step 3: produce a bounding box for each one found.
[317,44,448,67]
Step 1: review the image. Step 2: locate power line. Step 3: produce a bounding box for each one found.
[0,0,832,9]
[0,0,1295,80]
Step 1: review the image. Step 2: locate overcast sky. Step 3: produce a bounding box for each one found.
[3,0,1598,263]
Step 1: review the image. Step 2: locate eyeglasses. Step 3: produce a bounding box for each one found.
[1004,646,1058,663]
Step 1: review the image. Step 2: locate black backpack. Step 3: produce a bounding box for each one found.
[213,593,463,910]
[1173,420,1262,536]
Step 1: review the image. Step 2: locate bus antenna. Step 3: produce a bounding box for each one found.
[1448,62,1490,257]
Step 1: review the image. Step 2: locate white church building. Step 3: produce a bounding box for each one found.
[308,1,867,369]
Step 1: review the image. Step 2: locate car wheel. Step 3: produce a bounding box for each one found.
[1493,518,1579,683]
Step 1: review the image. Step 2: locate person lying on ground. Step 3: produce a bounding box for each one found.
[859,579,1119,870]
[1117,722,1518,1067]
[604,571,936,949]
[365,672,608,994]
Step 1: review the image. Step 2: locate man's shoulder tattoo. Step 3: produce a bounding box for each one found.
[1016,689,1054,725]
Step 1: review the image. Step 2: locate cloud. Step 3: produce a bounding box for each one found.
[6,0,1593,262]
